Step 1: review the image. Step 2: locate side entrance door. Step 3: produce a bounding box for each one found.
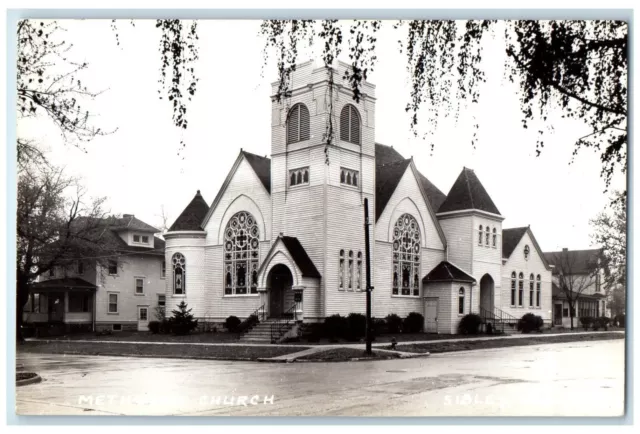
[424,297,438,333]
[553,304,563,325]
[138,306,149,331]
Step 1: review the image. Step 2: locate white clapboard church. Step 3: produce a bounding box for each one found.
[164,61,553,338]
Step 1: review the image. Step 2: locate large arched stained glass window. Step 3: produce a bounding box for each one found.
[172,253,186,295]
[392,214,421,297]
[224,211,260,295]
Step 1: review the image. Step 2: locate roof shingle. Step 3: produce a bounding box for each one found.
[242,151,271,193]
[438,167,500,215]
[423,261,476,283]
[502,227,529,259]
[544,249,603,275]
[169,190,210,231]
[280,236,321,278]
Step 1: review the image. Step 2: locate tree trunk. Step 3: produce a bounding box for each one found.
[16,277,30,343]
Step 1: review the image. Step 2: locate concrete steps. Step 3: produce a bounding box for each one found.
[239,319,295,344]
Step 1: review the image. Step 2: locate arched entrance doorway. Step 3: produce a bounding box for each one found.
[267,264,293,318]
[480,274,494,313]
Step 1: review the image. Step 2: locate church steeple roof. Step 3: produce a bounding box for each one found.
[438,167,500,215]
[169,190,210,231]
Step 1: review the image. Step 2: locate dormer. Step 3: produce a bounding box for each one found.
[113,214,159,248]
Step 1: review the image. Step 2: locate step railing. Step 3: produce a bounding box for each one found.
[270,302,299,343]
[250,304,266,322]
[479,305,519,333]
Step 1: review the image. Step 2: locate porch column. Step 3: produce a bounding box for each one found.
[63,292,69,323]
[292,285,305,321]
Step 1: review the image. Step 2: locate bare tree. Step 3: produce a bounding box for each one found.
[550,250,601,330]
[156,205,172,236]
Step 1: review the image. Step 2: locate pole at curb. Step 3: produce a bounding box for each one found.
[364,198,373,355]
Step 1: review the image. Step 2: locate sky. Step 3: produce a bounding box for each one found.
[17,19,627,252]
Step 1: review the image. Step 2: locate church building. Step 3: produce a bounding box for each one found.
[164,61,553,336]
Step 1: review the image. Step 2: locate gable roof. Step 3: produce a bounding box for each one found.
[544,248,603,275]
[242,151,271,193]
[374,143,447,215]
[438,167,500,215]
[280,236,321,278]
[30,277,98,291]
[423,261,476,283]
[109,215,159,233]
[375,158,412,221]
[169,190,210,232]
[502,227,529,259]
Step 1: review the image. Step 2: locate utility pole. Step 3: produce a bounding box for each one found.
[363,198,373,355]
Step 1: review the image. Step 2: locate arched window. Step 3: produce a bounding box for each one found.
[518,272,524,306]
[289,167,309,187]
[478,225,483,245]
[524,245,530,260]
[392,214,421,296]
[485,226,490,246]
[458,288,465,314]
[357,252,362,291]
[172,253,186,295]
[348,250,354,290]
[339,249,345,290]
[529,273,535,307]
[510,272,516,306]
[536,274,541,307]
[492,228,497,248]
[286,103,310,145]
[340,104,361,144]
[223,211,260,295]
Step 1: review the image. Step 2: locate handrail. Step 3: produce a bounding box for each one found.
[480,305,519,333]
[250,304,266,322]
[270,302,299,343]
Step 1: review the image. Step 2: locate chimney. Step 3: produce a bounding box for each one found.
[562,247,568,253]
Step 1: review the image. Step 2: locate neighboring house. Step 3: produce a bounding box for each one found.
[162,60,557,337]
[543,248,609,328]
[23,214,166,333]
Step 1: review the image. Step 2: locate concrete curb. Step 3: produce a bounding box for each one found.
[16,374,42,387]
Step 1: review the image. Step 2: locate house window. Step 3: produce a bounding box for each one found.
[69,294,90,313]
[223,211,259,295]
[286,103,310,145]
[108,293,118,313]
[340,168,359,187]
[135,277,144,295]
[595,273,601,292]
[458,288,465,314]
[77,261,84,275]
[563,307,569,318]
[478,225,483,246]
[289,167,310,187]
[340,104,361,145]
[158,295,166,307]
[536,275,541,307]
[492,228,497,248]
[348,250,354,290]
[339,249,345,290]
[518,272,524,306]
[30,293,45,313]
[510,272,516,306]
[524,245,530,260]
[133,234,140,242]
[108,260,118,275]
[529,274,534,307]
[485,226,490,246]
[392,213,421,296]
[161,260,166,279]
[172,253,186,295]
[356,251,362,291]
[142,235,149,243]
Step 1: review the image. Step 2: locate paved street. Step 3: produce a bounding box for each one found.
[15,339,624,417]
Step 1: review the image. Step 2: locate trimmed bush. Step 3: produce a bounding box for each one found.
[593,316,610,331]
[346,313,367,341]
[517,313,544,333]
[301,323,324,342]
[237,314,259,334]
[224,315,242,332]
[458,313,482,335]
[148,321,161,334]
[324,314,348,340]
[613,314,625,328]
[386,314,403,334]
[403,312,424,334]
[372,318,387,336]
[580,316,594,330]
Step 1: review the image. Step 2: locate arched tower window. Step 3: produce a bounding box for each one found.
[172,253,186,295]
[510,272,516,306]
[485,226,490,246]
[286,103,310,145]
[458,288,465,314]
[392,214,421,297]
[223,211,260,295]
[348,250,354,291]
[340,104,361,145]
[492,228,497,248]
[518,272,524,306]
[529,273,535,307]
[338,249,345,290]
[357,252,362,291]
[478,225,483,246]
[536,274,541,307]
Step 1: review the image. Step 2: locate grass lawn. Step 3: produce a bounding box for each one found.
[297,348,402,362]
[18,341,307,361]
[288,332,490,345]
[394,332,624,354]
[42,331,242,343]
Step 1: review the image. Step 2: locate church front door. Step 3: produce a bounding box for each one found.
[267,264,293,318]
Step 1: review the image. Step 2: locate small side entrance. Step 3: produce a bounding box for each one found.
[267,264,293,318]
[553,303,563,326]
[424,297,438,333]
[138,306,149,331]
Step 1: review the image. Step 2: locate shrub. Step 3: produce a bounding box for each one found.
[324,314,347,340]
[224,315,242,332]
[593,316,610,331]
[237,315,259,334]
[386,314,403,334]
[148,321,161,334]
[458,313,482,335]
[517,313,544,334]
[169,301,199,335]
[580,316,594,330]
[301,323,324,342]
[346,313,367,341]
[403,312,424,333]
[614,314,625,328]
